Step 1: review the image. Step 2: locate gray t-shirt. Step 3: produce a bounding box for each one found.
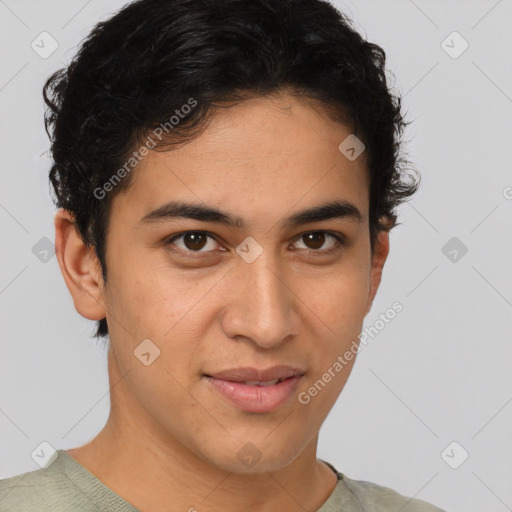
[0,450,446,511]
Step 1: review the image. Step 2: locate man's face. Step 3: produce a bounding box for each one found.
[96,93,387,472]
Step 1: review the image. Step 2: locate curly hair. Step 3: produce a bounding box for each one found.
[43,0,419,339]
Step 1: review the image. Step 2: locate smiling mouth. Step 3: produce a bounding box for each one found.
[202,372,304,413]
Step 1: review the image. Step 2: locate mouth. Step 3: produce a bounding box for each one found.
[203,366,305,413]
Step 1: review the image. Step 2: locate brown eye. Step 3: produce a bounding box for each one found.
[182,232,208,251]
[293,231,343,253]
[303,232,326,250]
[165,231,220,253]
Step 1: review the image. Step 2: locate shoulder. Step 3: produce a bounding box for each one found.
[341,473,446,512]
[321,460,446,512]
[0,451,85,511]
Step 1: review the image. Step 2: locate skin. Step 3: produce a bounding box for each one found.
[54,92,390,512]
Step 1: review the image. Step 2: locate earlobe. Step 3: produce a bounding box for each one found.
[365,227,390,315]
[54,209,106,321]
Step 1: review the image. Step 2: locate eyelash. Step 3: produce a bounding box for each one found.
[163,230,347,256]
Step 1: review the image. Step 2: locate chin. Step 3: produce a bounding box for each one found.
[199,439,304,475]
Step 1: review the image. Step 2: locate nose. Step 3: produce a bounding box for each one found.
[220,253,299,349]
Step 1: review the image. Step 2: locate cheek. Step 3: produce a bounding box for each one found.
[312,288,365,374]
[105,251,194,336]
[301,258,371,329]
[328,276,370,332]
[104,257,214,380]
[295,256,370,379]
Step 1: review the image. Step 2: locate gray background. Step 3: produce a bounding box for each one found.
[1,1,511,510]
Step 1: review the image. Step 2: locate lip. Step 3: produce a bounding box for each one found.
[203,366,305,413]
[205,365,304,382]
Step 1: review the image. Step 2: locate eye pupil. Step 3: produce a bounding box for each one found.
[184,232,207,251]
[305,232,325,250]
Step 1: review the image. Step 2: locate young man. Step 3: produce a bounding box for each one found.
[0,0,446,510]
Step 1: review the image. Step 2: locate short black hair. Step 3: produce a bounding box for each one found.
[43,0,419,340]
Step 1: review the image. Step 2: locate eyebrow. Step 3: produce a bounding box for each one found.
[138,199,363,229]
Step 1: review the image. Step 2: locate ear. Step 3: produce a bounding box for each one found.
[365,221,391,315]
[54,209,106,321]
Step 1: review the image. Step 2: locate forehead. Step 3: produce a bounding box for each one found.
[111,94,369,227]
